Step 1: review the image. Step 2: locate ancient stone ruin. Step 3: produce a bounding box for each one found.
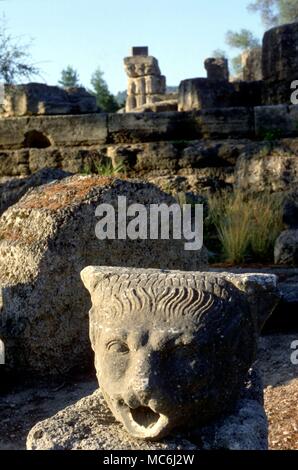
[1,20,298,453]
[124,47,166,112]
[1,83,97,117]
[124,47,178,113]
[0,175,206,375]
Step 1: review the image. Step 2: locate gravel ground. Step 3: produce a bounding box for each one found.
[0,334,297,450]
[258,334,298,450]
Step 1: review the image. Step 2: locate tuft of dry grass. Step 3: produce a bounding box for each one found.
[208,190,284,264]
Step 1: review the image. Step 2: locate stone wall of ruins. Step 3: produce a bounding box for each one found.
[1,23,298,199]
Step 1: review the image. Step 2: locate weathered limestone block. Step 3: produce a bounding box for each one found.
[241,48,263,82]
[0,114,108,150]
[262,23,298,82]
[80,266,278,440]
[0,118,30,150]
[106,140,250,179]
[107,112,201,143]
[178,79,262,111]
[0,176,207,375]
[282,189,298,229]
[145,75,166,95]
[178,78,236,111]
[197,108,254,139]
[133,99,178,113]
[2,83,97,117]
[26,369,268,450]
[275,230,298,266]
[149,168,235,195]
[0,150,30,176]
[29,147,109,175]
[109,141,180,174]
[178,139,251,168]
[124,51,167,112]
[235,143,298,192]
[0,168,71,215]
[124,56,161,78]
[255,105,298,138]
[204,58,229,81]
[262,23,298,104]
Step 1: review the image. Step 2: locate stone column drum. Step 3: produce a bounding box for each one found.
[124,47,166,112]
[81,266,279,441]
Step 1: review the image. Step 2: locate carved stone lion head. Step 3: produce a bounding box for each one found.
[81,267,278,440]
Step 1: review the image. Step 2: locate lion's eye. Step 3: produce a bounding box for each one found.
[107,341,129,354]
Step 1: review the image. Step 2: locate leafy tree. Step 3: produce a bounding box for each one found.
[90,68,119,112]
[0,20,39,83]
[226,29,260,50]
[248,0,298,27]
[223,1,298,74]
[115,90,127,107]
[225,29,261,74]
[58,66,80,88]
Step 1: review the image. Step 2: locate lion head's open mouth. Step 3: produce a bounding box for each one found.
[130,406,160,429]
[117,402,169,440]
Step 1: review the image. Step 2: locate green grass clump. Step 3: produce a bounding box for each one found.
[207,190,283,264]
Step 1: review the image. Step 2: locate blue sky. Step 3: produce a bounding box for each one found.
[1,0,265,94]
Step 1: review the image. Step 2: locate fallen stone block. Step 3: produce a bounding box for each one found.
[0,176,207,376]
[275,229,298,266]
[0,168,71,215]
[2,83,97,117]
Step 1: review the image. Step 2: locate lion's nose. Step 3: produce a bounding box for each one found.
[129,354,159,404]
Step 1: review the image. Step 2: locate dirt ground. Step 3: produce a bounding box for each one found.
[0,334,297,451]
[258,334,298,450]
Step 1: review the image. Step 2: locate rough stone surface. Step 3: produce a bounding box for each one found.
[241,48,263,82]
[0,139,252,185]
[124,54,166,112]
[0,168,71,215]
[2,83,97,117]
[235,143,298,192]
[132,99,178,113]
[178,79,262,111]
[80,266,278,440]
[107,139,250,176]
[198,108,254,139]
[262,23,298,82]
[107,112,201,143]
[26,368,268,450]
[149,169,235,195]
[211,267,298,333]
[261,23,298,104]
[275,230,298,266]
[0,114,108,150]
[255,105,298,138]
[204,58,229,81]
[0,176,207,376]
[282,189,298,229]
[178,79,236,111]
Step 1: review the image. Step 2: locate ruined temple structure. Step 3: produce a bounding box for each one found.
[123,47,178,112]
[1,23,298,214]
[179,22,298,110]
